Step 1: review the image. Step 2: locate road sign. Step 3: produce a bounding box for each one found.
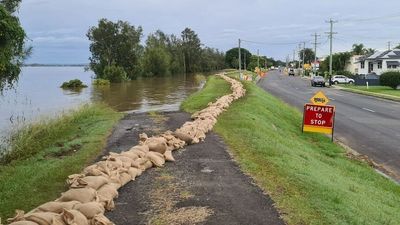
[302,103,336,136]
[310,91,329,105]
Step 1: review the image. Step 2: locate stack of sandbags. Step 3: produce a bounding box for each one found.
[5,73,246,225]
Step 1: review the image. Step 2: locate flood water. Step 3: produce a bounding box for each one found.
[0,66,205,138]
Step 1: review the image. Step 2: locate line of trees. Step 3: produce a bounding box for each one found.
[87,19,225,81]
[224,47,285,71]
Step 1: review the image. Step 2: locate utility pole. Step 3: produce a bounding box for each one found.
[298,43,302,69]
[238,39,242,76]
[388,41,391,50]
[326,19,338,86]
[302,41,306,74]
[311,33,321,75]
[257,49,260,68]
[293,50,296,68]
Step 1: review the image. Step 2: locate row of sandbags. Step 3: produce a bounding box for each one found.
[4,73,245,225]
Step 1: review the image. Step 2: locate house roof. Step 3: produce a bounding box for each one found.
[358,49,400,62]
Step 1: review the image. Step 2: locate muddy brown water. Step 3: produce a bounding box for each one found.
[0,66,205,149]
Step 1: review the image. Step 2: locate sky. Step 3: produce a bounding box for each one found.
[19,0,400,64]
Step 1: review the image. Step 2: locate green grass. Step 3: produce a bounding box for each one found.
[181,76,232,113]
[340,85,400,101]
[182,74,400,225]
[0,104,122,219]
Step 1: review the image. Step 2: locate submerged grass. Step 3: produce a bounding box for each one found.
[182,74,400,225]
[0,104,122,219]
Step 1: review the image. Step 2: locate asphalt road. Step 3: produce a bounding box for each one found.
[258,70,400,180]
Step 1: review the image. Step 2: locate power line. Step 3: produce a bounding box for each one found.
[241,39,301,46]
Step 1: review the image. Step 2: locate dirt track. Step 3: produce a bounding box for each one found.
[103,111,284,225]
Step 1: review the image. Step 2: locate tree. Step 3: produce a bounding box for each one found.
[298,48,315,64]
[352,43,365,55]
[141,30,172,76]
[0,2,30,92]
[181,28,202,73]
[320,52,351,73]
[225,48,251,69]
[87,19,143,80]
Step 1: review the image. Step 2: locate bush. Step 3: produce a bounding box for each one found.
[103,65,128,83]
[92,79,110,86]
[60,79,88,88]
[380,71,400,89]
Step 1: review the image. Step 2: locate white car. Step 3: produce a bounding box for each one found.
[331,75,355,84]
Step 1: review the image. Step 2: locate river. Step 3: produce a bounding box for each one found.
[0,66,205,143]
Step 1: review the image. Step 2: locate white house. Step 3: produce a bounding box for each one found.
[352,49,400,75]
[345,55,363,74]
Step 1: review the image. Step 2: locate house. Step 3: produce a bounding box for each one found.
[351,49,400,76]
[345,55,363,74]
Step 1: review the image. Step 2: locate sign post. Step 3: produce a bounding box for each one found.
[302,91,336,141]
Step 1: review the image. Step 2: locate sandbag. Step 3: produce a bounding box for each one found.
[61,209,88,225]
[97,184,118,210]
[145,137,167,154]
[25,212,59,225]
[36,201,80,213]
[113,156,134,168]
[164,151,175,162]
[83,165,106,177]
[90,214,114,225]
[120,151,139,161]
[173,131,193,144]
[59,187,97,203]
[7,210,25,223]
[127,168,141,179]
[70,176,109,190]
[139,133,148,143]
[145,152,165,167]
[73,202,104,219]
[143,161,153,170]
[8,221,39,225]
[119,172,132,186]
[129,145,149,153]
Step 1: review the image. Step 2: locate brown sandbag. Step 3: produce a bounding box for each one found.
[139,133,148,143]
[83,165,106,177]
[90,214,115,225]
[61,209,88,225]
[8,222,39,225]
[129,145,149,153]
[73,202,104,219]
[119,172,132,186]
[113,156,134,168]
[145,137,167,154]
[7,210,25,223]
[119,151,139,161]
[143,160,153,170]
[25,212,59,225]
[127,167,141,179]
[70,176,109,190]
[145,152,165,167]
[36,201,80,213]
[97,184,118,210]
[164,150,175,162]
[59,187,97,203]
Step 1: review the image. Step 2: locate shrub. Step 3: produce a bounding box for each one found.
[103,65,128,83]
[60,79,88,88]
[92,79,111,86]
[380,71,400,89]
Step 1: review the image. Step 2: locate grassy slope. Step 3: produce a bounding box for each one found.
[340,85,400,101]
[0,104,122,219]
[182,75,400,225]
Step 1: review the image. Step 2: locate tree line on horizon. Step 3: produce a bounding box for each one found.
[87,19,226,82]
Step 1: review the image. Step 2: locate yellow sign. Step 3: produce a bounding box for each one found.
[310,91,329,105]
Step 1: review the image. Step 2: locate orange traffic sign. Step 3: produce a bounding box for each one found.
[310,91,329,105]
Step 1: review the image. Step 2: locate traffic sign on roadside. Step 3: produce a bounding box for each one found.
[310,91,329,105]
[302,91,336,141]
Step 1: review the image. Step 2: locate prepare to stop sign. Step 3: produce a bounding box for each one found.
[302,91,336,136]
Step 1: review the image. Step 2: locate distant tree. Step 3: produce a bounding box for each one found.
[225,48,251,69]
[87,19,143,80]
[365,48,376,54]
[199,47,225,72]
[352,43,365,55]
[141,30,172,76]
[0,2,30,92]
[320,52,352,73]
[298,48,315,64]
[181,28,202,73]
[0,0,21,13]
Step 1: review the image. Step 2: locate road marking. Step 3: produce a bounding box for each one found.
[330,98,335,101]
[362,108,375,113]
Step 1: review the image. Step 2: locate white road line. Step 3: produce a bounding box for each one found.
[330,98,335,101]
[362,108,375,113]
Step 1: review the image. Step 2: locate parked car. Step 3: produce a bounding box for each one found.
[288,68,295,76]
[311,76,326,87]
[331,75,355,84]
